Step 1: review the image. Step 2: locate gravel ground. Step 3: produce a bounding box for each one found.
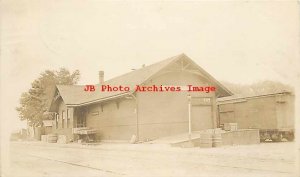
[2,141,298,177]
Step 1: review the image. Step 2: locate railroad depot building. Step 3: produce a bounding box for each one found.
[48,54,232,142]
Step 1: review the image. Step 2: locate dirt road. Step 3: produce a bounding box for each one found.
[4,142,297,177]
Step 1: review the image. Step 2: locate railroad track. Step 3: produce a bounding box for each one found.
[14,151,126,176]
[14,149,294,176]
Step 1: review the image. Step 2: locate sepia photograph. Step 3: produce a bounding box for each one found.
[1,1,299,177]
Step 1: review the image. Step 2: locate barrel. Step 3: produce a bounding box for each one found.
[47,134,58,143]
[212,133,222,147]
[200,133,213,148]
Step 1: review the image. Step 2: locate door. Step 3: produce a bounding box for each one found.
[76,108,87,127]
[191,105,213,131]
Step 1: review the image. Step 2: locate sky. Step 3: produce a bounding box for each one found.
[1,1,299,134]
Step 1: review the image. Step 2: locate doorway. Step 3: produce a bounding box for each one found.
[191,105,213,131]
[76,108,87,128]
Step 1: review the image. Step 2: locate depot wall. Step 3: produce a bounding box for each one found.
[84,70,217,141]
[218,93,295,130]
[85,98,137,140]
[52,98,73,141]
[137,71,217,141]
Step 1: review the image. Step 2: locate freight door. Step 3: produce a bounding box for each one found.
[191,105,213,131]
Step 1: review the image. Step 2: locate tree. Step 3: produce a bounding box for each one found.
[16,68,80,127]
[221,80,294,97]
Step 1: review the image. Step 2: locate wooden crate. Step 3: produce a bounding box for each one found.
[224,123,238,131]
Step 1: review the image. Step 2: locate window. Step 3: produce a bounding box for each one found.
[62,110,66,120]
[66,109,70,128]
[62,110,65,128]
[56,114,59,129]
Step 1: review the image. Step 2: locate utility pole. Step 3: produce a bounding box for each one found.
[187,94,192,142]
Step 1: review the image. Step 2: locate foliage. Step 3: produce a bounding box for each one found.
[16,68,80,127]
[221,80,294,97]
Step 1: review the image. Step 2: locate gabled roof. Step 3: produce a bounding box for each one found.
[51,53,232,107]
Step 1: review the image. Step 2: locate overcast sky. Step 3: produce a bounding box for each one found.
[1,1,299,133]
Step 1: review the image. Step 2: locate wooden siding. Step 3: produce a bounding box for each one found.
[218,94,295,130]
[83,70,218,141]
[85,98,137,140]
[137,70,217,141]
[52,98,73,140]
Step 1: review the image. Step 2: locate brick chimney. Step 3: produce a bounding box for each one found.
[99,71,104,84]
